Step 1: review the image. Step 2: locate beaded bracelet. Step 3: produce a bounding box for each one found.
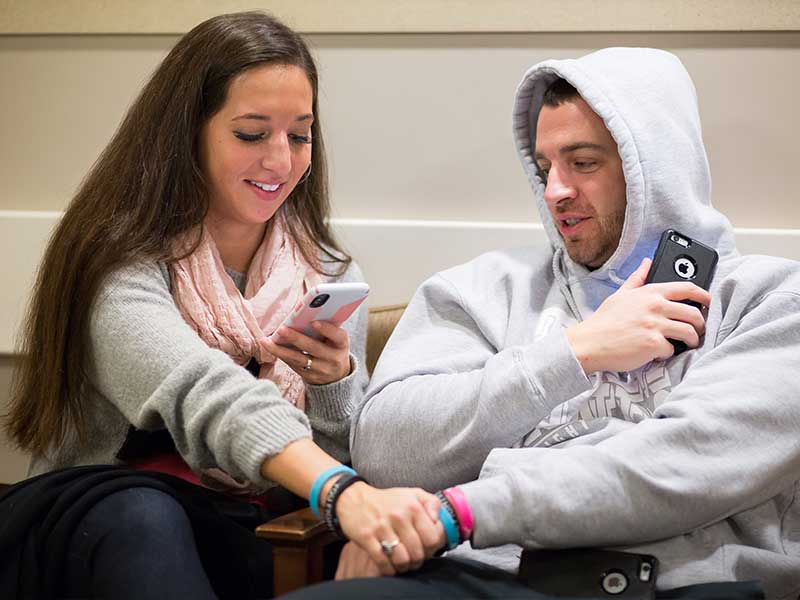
[324,473,366,538]
[309,465,356,518]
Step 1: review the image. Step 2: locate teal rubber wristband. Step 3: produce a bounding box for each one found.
[309,466,356,518]
[438,505,461,550]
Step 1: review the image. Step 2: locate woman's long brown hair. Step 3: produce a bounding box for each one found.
[5,11,349,454]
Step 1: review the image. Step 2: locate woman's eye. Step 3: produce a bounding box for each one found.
[234,131,264,143]
[289,134,312,145]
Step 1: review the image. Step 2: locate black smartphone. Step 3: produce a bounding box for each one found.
[519,548,658,598]
[644,229,719,355]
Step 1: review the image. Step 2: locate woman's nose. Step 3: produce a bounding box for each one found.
[261,133,292,178]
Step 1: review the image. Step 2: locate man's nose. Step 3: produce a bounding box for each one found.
[261,133,292,178]
[543,167,577,206]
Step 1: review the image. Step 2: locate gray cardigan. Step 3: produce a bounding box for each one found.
[29,260,368,490]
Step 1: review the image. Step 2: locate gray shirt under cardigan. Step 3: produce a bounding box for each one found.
[28,260,369,490]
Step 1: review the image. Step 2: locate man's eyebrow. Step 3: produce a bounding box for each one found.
[231,113,314,122]
[535,142,608,162]
[560,142,607,154]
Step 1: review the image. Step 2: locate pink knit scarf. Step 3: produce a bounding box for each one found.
[170,220,322,411]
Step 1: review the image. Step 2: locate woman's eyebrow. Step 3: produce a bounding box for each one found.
[231,113,314,122]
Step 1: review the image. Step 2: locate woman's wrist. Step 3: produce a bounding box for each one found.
[309,465,356,518]
[308,464,370,537]
[329,479,368,519]
[324,474,366,537]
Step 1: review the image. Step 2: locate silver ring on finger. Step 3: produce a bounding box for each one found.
[304,356,313,371]
[380,538,400,558]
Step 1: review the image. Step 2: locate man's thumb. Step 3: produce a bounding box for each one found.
[620,258,651,290]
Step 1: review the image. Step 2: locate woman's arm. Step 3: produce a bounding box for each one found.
[91,262,441,573]
[263,260,370,463]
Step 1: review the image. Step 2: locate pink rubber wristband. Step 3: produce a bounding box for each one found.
[443,486,474,540]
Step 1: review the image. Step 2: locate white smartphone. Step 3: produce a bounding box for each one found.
[278,282,369,341]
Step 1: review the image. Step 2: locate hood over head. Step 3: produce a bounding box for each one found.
[513,47,737,312]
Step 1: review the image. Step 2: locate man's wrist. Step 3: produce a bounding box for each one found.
[566,324,597,375]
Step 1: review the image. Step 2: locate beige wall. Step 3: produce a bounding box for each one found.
[2,32,800,226]
[1,3,799,483]
[4,0,799,33]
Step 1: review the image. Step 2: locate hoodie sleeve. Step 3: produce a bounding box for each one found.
[351,272,592,491]
[460,290,800,550]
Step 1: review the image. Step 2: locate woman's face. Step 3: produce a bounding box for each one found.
[200,63,313,235]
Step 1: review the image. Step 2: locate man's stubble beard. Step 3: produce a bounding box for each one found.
[561,207,626,270]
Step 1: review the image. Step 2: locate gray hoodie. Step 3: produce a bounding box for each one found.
[353,48,800,598]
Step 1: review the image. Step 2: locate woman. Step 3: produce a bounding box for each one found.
[2,11,440,599]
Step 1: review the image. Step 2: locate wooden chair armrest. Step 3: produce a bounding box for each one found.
[256,507,337,595]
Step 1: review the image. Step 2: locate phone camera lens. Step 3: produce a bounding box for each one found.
[309,294,330,308]
[670,233,690,248]
[673,256,697,280]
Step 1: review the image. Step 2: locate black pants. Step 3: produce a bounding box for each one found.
[60,486,275,599]
[281,556,764,600]
[0,465,337,600]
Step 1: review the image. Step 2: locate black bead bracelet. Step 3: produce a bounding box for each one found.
[323,473,366,538]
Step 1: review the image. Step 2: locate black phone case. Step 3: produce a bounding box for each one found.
[518,548,658,599]
[644,229,719,355]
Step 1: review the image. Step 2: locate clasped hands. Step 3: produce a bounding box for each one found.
[567,258,712,374]
[334,482,447,580]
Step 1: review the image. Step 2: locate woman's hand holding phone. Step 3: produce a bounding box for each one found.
[264,322,351,385]
[264,282,368,385]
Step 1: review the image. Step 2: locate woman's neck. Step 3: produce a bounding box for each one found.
[204,219,270,273]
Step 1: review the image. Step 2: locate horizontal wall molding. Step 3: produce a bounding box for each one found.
[2,211,800,355]
[2,1,799,35]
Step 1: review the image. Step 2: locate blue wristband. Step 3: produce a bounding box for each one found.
[438,505,461,550]
[309,466,356,518]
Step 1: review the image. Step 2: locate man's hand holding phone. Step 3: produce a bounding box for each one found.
[566,258,711,375]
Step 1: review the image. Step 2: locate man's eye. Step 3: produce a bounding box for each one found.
[537,167,549,181]
[574,161,597,170]
[289,134,312,145]
[234,131,264,143]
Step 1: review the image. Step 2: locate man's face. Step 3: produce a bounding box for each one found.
[534,97,627,269]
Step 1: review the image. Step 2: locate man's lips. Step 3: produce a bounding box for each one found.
[556,214,591,236]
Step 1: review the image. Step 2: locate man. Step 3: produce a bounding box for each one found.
[295,48,800,599]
